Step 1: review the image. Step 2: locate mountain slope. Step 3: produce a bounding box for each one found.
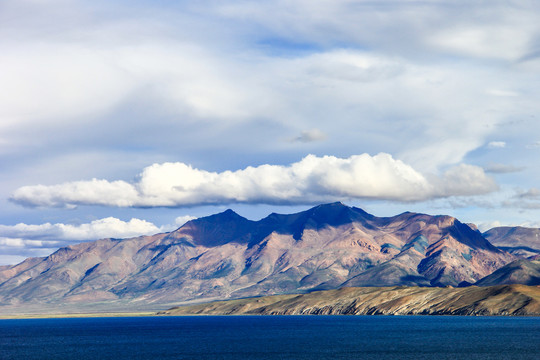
[484,226,540,258]
[0,203,514,312]
[475,260,540,286]
[160,285,540,316]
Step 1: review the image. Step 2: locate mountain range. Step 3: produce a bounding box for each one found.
[0,202,538,313]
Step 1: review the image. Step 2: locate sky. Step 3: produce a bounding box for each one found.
[1,0,540,265]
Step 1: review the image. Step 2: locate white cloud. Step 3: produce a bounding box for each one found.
[10,180,139,208]
[0,237,50,248]
[487,141,506,149]
[0,216,198,266]
[0,217,166,242]
[174,215,197,228]
[10,154,497,208]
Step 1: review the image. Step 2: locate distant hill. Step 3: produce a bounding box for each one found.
[484,226,540,258]
[160,284,540,316]
[475,260,540,286]
[0,202,515,312]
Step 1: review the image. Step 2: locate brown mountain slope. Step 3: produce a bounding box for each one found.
[0,203,514,312]
[484,227,540,258]
[475,260,540,286]
[161,285,540,316]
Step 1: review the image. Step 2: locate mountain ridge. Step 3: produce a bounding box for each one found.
[483,226,540,258]
[0,203,517,312]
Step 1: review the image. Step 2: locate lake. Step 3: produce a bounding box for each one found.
[1,315,539,359]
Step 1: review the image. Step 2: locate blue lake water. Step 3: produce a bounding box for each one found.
[1,315,539,360]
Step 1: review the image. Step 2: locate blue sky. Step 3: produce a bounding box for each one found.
[1,0,540,265]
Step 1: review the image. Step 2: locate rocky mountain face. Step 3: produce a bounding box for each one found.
[483,226,540,259]
[475,260,540,286]
[161,285,540,316]
[0,203,515,311]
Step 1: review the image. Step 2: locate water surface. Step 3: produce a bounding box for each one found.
[1,315,538,359]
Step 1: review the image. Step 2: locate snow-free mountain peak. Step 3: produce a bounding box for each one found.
[167,208,255,247]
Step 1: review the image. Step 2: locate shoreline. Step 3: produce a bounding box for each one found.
[0,311,156,319]
[2,312,539,319]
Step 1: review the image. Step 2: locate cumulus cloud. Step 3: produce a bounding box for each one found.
[10,154,497,208]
